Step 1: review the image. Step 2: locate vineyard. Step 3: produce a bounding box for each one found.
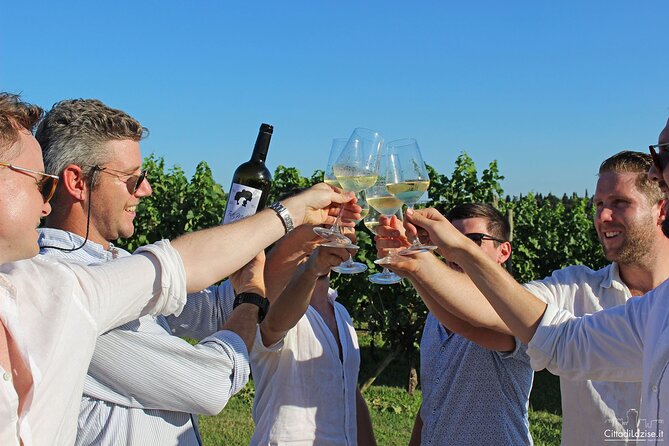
[118,151,605,394]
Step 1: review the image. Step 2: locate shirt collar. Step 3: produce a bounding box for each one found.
[602,262,629,293]
[327,287,338,304]
[37,228,123,261]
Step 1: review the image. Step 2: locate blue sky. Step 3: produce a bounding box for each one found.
[3,1,668,197]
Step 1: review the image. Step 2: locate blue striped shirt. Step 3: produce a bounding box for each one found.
[38,228,250,446]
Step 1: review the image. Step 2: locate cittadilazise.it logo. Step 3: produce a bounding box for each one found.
[604,409,664,442]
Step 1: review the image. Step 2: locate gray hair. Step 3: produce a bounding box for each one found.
[35,99,147,187]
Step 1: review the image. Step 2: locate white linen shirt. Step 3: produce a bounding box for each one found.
[524,263,642,445]
[37,228,249,446]
[249,289,360,446]
[528,276,669,445]
[0,240,186,446]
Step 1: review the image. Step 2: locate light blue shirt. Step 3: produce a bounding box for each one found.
[38,228,249,446]
[420,312,534,446]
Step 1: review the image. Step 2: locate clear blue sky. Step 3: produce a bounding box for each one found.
[3,1,668,197]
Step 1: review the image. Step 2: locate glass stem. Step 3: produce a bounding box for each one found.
[330,204,345,234]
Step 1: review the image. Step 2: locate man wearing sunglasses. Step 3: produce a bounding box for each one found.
[28,99,360,445]
[387,203,533,446]
[382,149,669,445]
[0,91,358,446]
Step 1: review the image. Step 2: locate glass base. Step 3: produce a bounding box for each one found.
[332,261,368,274]
[369,270,402,285]
[313,226,353,245]
[321,240,360,249]
[399,244,438,255]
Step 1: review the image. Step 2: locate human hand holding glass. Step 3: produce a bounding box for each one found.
[385,138,437,254]
[366,169,404,285]
[331,190,370,274]
[315,128,382,249]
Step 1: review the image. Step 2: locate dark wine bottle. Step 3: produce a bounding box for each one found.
[222,123,273,224]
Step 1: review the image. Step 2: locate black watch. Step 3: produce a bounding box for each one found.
[233,292,270,323]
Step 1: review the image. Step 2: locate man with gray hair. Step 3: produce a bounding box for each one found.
[33,98,361,445]
[0,91,356,446]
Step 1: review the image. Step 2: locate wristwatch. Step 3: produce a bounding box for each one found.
[269,201,294,234]
[233,292,270,323]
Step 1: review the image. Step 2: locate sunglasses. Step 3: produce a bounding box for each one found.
[464,232,506,246]
[649,143,669,174]
[0,162,59,202]
[88,165,148,194]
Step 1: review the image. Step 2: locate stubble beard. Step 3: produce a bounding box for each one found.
[603,214,656,266]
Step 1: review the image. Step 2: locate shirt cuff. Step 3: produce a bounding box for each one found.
[135,240,187,317]
[253,324,284,353]
[527,303,574,371]
[496,336,529,362]
[201,330,251,395]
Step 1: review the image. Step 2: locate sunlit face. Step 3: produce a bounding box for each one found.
[0,131,52,263]
[594,172,661,265]
[85,139,152,247]
[449,217,509,271]
[648,119,669,199]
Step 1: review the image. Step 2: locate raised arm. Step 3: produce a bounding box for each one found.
[375,216,513,335]
[172,183,359,293]
[404,208,547,344]
[260,245,350,346]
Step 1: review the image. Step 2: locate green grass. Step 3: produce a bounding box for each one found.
[198,332,563,445]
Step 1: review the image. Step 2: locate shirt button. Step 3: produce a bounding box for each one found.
[652,385,658,392]
[3,372,11,381]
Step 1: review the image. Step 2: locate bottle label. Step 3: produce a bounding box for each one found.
[222,183,264,224]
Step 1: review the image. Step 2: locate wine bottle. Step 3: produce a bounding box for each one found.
[222,123,273,224]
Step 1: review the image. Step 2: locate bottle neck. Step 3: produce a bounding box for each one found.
[250,130,272,163]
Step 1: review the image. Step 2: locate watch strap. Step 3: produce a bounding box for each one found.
[233,292,270,323]
[269,201,294,234]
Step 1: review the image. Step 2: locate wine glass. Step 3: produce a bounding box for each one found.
[366,157,404,285]
[317,128,383,249]
[332,190,370,274]
[385,138,437,254]
[314,138,353,245]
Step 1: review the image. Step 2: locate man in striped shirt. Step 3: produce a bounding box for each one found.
[34,98,357,445]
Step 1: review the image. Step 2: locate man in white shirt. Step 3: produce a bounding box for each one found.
[250,227,377,445]
[0,92,359,445]
[378,150,669,444]
[391,120,669,444]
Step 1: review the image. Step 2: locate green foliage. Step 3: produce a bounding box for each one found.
[125,151,604,397]
[117,155,226,252]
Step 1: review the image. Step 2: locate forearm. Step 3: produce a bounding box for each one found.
[172,208,285,293]
[454,244,547,344]
[86,328,249,414]
[412,279,515,351]
[409,254,512,334]
[356,389,377,446]
[260,264,319,346]
[264,226,316,300]
[220,304,260,353]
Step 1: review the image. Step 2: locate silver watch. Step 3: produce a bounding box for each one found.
[269,202,294,234]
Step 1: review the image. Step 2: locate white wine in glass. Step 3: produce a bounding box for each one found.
[314,138,354,246]
[385,138,437,254]
[331,190,370,275]
[366,178,403,285]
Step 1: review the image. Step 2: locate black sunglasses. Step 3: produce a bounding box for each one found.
[464,232,506,246]
[649,143,669,174]
[0,162,59,202]
[86,165,148,194]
